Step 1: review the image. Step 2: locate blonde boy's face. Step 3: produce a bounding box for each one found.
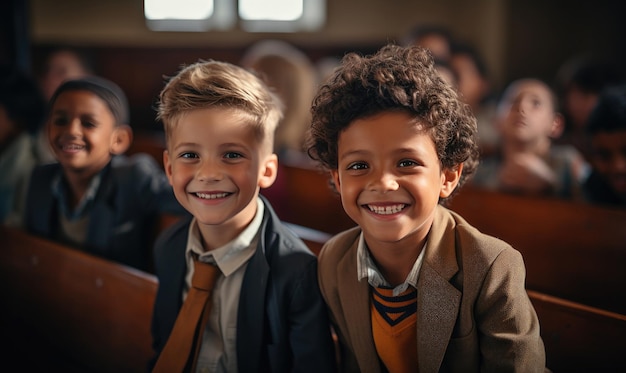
[331,111,460,249]
[48,90,118,179]
[497,80,559,144]
[164,107,277,234]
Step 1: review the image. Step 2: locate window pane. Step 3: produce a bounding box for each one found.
[144,0,213,20]
[239,0,303,21]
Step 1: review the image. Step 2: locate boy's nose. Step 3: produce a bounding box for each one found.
[367,170,399,192]
[67,118,83,135]
[196,160,223,182]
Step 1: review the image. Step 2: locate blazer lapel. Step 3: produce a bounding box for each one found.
[236,221,270,373]
[337,239,382,373]
[417,206,462,372]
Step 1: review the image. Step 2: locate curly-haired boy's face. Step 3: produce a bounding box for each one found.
[331,111,460,249]
[164,107,277,243]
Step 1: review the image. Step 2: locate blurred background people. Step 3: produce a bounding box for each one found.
[471,78,589,199]
[401,23,453,62]
[240,39,318,163]
[554,55,624,160]
[582,85,626,207]
[450,40,499,155]
[35,47,96,163]
[0,64,46,227]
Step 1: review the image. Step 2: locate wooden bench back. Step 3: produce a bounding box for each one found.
[0,226,157,373]
[447,186,626,314]
[528,290,626,372]
[269,163,355,234]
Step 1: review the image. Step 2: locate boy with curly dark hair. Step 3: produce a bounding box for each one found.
[307,43,546,372]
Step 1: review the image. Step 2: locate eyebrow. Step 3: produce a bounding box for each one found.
[338,147,421,161]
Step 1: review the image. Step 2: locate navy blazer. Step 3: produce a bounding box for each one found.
[24,153,186,272]
[150,196,337,373]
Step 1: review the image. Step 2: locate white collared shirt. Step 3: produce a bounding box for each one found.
[184,197,265,373]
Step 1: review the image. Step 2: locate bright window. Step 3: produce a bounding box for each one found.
[145,0,213,20]
[239,0,303,21]
[144,0,325,32]
[144,0,235,31]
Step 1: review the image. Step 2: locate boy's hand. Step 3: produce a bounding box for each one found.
[499,153,557,195]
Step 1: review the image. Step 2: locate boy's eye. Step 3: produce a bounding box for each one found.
[179,152,199,159]
[224,152,243,159]
[347,162,368,170]
[52,117,68,126]
[398,159,417,168]
[82,121,96,128]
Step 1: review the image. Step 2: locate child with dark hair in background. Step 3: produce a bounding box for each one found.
[450,41,498,154]
[307,43,546,372]
[150,60,336,372]
[0,64,46,227]
[401,24,454,62]
[24,76,184,272]
[555,56,624,160]
[35,47,96,164]
[582,85,626,207]
[471,78,589,199]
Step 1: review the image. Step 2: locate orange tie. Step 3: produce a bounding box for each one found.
[153,259,220,373]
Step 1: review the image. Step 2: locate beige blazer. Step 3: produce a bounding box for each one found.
[318,205,546,373]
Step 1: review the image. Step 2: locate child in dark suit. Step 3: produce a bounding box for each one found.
[307,43,546,372]
[149,60,336,372]
[24,76,184,272]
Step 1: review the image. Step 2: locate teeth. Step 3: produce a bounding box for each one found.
[196,192,228,199]
[367,204,406,215]
[63,144,85,150]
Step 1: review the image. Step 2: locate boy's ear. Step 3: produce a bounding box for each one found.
[110,125,133,155]
[549,113,565,139]
[259,153,278,189]
[440,163,463,198]
[163,149,173,186]
[331,170,341,191]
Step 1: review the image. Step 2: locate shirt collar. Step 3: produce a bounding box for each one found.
[186,197,265,277]
[51,167,103,220]
[356,231,426,296]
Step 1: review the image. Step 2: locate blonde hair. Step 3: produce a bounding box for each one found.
[157,59,283,150]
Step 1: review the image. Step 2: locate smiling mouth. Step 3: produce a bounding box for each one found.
[195,192,230,199]
[61,144,85,151]
[366,204,406,215]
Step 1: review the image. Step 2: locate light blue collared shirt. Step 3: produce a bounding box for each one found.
[51,169,102,220]
[356,232,426,296]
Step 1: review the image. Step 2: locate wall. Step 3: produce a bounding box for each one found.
[25,0,626,130]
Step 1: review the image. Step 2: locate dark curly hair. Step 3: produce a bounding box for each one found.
[306,43,479,201]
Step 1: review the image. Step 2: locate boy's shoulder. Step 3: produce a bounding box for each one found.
[31,161,62,181]
[318,226,361,263]
[440,205,517,261]
[154,214,192,252]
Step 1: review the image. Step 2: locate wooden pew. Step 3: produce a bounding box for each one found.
[127,130,167,168]
[447,186,626,315]
[266,162,356,235]
[528,290,626,372]
[0,225,157,373]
